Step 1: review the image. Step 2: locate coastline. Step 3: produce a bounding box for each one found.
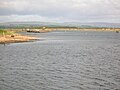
[46,28,120,32]
[8,28,120,32]
[0,34,38,44]
[0,27,119,44]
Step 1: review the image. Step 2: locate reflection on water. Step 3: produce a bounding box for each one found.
[0,31,120,90]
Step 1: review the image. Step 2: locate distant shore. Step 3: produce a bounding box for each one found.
[45,28,120,32]
[0,27,119,44]
[6,27,120,32]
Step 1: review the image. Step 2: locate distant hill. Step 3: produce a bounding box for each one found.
[64,22,120,28]
[0,22,120,29]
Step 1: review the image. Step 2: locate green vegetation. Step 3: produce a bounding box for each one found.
[0,30,7,34]
[0,30,15,35]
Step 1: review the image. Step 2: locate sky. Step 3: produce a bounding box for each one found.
[0,0,120,23]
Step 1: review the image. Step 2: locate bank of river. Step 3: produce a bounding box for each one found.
[0,30,120,90]
[0,30,38,44]
[0,34,38,44]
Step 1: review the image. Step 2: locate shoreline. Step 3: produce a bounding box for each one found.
[46,28,120,32]
[0,28,119,44]
[0,34,39,44]
[5,28,120,32]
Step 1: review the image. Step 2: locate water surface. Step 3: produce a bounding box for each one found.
[0,31,120,90]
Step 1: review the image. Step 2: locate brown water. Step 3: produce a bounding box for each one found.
[0,31,120,90]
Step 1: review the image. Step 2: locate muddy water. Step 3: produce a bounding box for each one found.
[0,31,120,90]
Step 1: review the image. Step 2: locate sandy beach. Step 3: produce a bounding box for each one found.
[0,34,38,44]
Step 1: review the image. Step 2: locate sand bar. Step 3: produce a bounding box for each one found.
[0,34,38,44]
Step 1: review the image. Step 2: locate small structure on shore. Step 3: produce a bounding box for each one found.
[42,27,46,30]
[26,28,30,31]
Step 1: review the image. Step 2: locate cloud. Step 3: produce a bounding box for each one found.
[0,0,120,22]
[0,15,66,22]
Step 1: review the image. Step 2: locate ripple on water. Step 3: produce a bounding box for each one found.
[0,31,120,90]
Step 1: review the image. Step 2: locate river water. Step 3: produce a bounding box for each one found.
[0,30,120,90]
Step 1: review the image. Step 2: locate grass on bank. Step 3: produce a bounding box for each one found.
[0,30,15,35]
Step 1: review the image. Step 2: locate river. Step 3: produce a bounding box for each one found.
[0,30,120,90]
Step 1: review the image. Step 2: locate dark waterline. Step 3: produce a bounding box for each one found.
[0,31,120,90]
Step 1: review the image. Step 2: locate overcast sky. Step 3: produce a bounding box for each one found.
[0,0,120,23]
